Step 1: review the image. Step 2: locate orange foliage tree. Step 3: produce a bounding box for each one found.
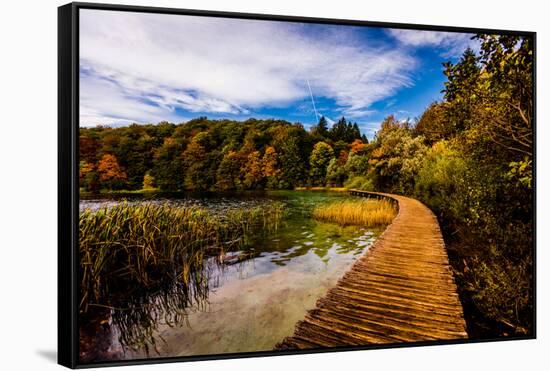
[97,154,127,189]
[350,139,367,155]
[243,151,265,189]
[262,146,280,188]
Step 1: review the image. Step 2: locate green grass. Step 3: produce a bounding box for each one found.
[294,186,349,192]
[80,188,161,196]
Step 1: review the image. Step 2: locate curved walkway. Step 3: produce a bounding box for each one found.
[276,190,467,349]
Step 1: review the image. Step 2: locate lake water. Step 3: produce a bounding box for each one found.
[80,191,382,359]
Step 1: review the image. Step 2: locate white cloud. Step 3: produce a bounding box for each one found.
[324,116,336,127]
[80,72,184,126]
[79,10,416,126]
[388,29,478,56]
[339,108,376,119]
[357,122,380,140]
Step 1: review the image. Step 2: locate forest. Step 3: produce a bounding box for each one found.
[79,115,366,192]
[79,35,533,338]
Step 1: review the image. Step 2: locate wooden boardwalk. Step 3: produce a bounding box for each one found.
[276,190,467,349]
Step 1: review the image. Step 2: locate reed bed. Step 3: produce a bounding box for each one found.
[79,201,284,351]
[313,198,397,227]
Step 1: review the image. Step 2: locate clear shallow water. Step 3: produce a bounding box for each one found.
[80,191,382,358]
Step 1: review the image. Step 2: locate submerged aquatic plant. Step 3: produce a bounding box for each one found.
[313,198,397,227]
[79,201,284,352]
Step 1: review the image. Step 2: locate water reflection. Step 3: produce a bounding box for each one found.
[79,191,382,361]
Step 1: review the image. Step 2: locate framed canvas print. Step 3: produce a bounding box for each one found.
[58,2,536,368]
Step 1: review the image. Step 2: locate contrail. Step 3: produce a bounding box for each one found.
[306,79,320,122]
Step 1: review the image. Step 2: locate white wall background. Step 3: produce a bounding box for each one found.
[0,0,546,369]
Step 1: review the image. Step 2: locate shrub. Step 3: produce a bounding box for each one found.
[344,176,374,191]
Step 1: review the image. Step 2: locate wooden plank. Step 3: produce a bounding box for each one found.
[275,190,467,349]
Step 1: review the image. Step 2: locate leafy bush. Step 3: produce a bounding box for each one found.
[344,176,374,191]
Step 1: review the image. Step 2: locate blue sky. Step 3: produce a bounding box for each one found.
[80,9,477,139]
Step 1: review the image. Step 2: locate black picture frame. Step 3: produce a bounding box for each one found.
[58,2,537,368]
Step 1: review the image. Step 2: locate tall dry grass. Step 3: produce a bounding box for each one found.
[313,198,397,227]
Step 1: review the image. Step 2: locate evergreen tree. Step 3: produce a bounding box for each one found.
[311,116,329,138]
[329,117,347,142]
[352,122,362,140]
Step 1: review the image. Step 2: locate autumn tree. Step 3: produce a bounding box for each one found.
[142,172,156,190]
[79,135,100,164]
[79,160,99,193]
[183,133,210,191]
[97,154,127,189]
[242,151,265,189]
[152,138,185,191]
[337,150,349,166]
[413,103,449,144]
[216,151,243,190]
[350,139,367,154]
[262,146,279,188]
